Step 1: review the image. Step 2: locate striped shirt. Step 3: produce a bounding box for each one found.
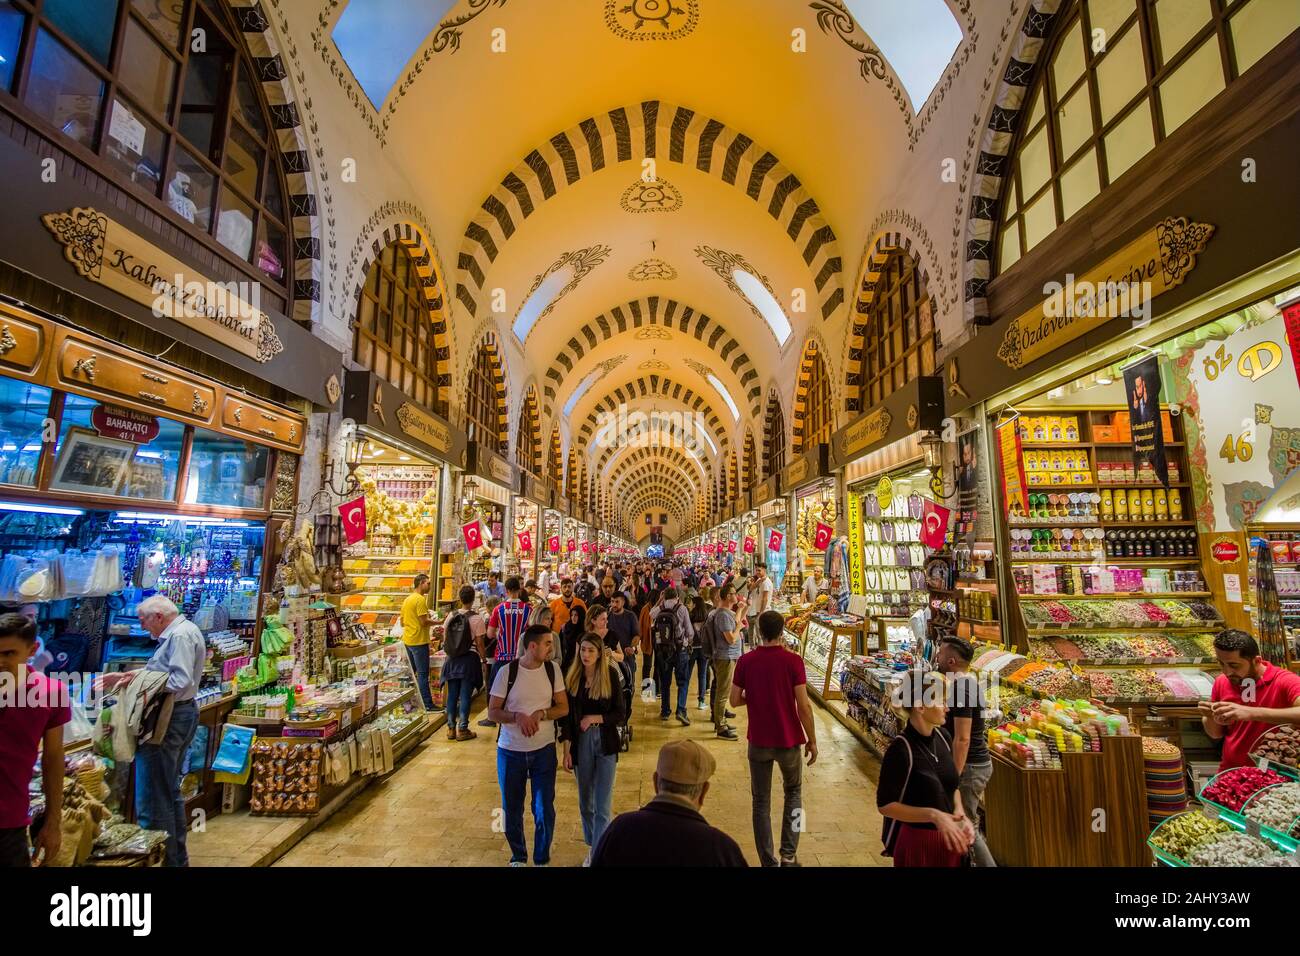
[489,599,532,661]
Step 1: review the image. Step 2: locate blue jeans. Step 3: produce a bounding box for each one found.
[135,699,199,867]
[444,677,474,730]
[497,745,557,864]
[405,644,434,710]
[657,650,692,717]
[692,649,711,701]
[574,725,617,849]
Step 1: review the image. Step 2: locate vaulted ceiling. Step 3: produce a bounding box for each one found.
[292,0,982,536]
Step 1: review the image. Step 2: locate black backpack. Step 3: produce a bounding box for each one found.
[442,610,472,658]
[653,604,683,654]
[576,579,596,604]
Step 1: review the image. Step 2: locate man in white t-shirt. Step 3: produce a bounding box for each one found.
[747,564,774,647]
[487,625,569,866]
[802,567,823,605]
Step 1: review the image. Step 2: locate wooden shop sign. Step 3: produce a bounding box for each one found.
[396,401,455,456]
[837,406,893,461]
[41,206,283,364]
[997,217,1215,370]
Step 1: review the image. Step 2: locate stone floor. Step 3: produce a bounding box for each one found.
[268,684,891,868]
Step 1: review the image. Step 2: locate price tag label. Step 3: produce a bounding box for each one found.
[1202,802,1219,819]
[1258,755,1271,771]
[1244,818,1262,839]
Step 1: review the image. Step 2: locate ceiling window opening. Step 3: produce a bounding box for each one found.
[514,265,575,341]
[706,373,740,421]
[562,366,604,419]
[331,0,457,110]
[846,0,963,110]
[732,269,792,346]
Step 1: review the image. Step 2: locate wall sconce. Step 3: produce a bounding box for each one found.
[919,430,955,499]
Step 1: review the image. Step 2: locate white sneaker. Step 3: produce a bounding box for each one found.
[697,700,707,711]
[509,861,526,867]
[641,678,652,693]
[582,852,592,867]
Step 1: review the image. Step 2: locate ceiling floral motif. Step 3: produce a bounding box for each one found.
[604,0,700,41]
[621,178,683,214]
[628,258,678,281]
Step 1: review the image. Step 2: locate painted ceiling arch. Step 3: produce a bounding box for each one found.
[455,100,844,325]
[540,296,763,422]
[573,375,733,454]
[608,454,704,498]
[598,444,707,488]
[612,464,698,505]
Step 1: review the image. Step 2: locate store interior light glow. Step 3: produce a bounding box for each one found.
[0,501,84,516]
[112,511,251,527]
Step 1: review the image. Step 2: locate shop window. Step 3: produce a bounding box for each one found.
[51,395,184,501]
[995,0,1298,273]
[465,341,504,455]
[796,344,834,453]
[764,393,786,480]
[857,249,937,409]
[185,427,268,509]
[0,377,52,487]
[2,0,294,293]
[352,241,443,414]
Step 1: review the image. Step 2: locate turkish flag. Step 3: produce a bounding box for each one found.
[767,529,784,553]
[547,535,560,553]
[921,498,951,550]
[813,522,834,551]
[581,541,590,553]
[567,538,576,552]
[462,521,484,551]
[743,536,755,554]
[517,530,532,552]
[727,539,737,554]
[338,495,367,545]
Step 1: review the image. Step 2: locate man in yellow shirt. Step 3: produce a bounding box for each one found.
[402,574,435,710]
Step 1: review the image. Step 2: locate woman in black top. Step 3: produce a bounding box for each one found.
[876,669,975,866]
[562,633,626,864]
[688,593,712,712]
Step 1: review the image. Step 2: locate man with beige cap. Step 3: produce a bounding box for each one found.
[590,739,747,867]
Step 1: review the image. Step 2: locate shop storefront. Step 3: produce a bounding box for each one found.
[513,473,551,584]
[830,376,947,646]
[340,370,466,619]
[541,494,566,590]
[751,474,786,589]
[781,444,836,598]
[462,443,517,591]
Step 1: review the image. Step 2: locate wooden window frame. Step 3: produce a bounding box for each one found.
[465,343,503,455]
[353,242,441,414]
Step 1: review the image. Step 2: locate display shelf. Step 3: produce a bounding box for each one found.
[1018,591,1211,599]
[1010,520,1195,528]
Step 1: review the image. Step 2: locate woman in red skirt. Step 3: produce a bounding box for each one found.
[877,668,975,866]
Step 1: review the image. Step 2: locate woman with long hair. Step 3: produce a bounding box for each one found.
[562,633,626,864]
[688,592,713,712]
[558,604,585,673]
[877,669,974,867]
[586,604,618,662]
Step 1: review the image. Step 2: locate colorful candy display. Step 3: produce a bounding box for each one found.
[1200,767,1290,813]
[1251,725,1300,770]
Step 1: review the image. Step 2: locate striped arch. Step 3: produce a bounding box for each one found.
[727,451,739,501]
[743,429,757,493]
[597,445,706,488]
[624,479,689,518]
[607,454,704,502]
[547,425,563,484]
[845,231,933,414]
[457,100,845,324]
[541,296,762,422]
[229,0,320,326]
[764,387,787,480]
[574,376,730,452]
[469,331,509,451]
[613,464,697,505]
[354,221,454,411]
[963,0,1068,327]
[515,384,542,475]
[627,494,686,526]
[792,339,831,454]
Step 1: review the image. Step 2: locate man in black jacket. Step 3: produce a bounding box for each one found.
[591,740,748,867]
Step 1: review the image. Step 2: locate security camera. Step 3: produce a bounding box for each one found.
[1168,404,1181,418]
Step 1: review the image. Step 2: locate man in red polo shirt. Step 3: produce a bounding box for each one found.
[731,609,817,867]
[1200,629,1300,771]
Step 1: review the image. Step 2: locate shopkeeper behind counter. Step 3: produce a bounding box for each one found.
[1200,630,1300,771]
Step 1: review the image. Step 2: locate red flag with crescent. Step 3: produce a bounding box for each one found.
[338,495,367,545]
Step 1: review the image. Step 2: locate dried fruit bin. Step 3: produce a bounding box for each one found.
[1240,782,1300,852]
[1249,725,1300,774]
[1147,810,1232,866]
[1197,769,1300,856]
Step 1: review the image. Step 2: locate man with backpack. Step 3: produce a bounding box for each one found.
[478,577,532,729]
[487,625,569,866]
[441,585,486,741]
[649,587,695,726]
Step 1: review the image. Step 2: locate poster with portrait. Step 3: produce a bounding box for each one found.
[1123,354,1169,487]
[50,428,135,496]
[956,427,981,545]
